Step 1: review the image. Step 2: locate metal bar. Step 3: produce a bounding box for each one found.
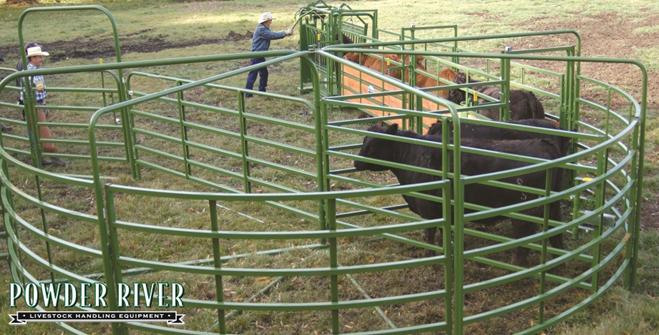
[176,81,192,177]
[102,187,128,335]
[499,58,511,120]
[209,200,227,333]
[328,199,340,334]
[237,91,251,193]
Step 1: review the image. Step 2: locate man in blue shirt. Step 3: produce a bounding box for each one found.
[245,12,292,97]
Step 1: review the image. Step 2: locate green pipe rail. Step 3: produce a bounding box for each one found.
[0,3,647,335]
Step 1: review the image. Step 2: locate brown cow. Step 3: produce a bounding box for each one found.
[344,52,402,78]
[342,53,459,99]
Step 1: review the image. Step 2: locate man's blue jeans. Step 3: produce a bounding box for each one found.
[245,57,268,93]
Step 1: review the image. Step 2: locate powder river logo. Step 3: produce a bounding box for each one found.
[8,282,185,326]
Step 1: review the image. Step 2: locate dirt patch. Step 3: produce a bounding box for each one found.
[0,30,253,62]
[514,11,659,106]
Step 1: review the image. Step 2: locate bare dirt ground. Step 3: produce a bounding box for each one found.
[0,30,253,62]
[532,12,657,106]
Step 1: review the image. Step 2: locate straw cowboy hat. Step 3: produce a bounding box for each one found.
[26,45,49,58]
[259,12,274,24]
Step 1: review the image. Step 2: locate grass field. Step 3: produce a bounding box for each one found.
[0,0,657,334]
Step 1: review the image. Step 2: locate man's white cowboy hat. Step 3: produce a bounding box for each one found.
[26,46,49,58]
[259,12,274,24]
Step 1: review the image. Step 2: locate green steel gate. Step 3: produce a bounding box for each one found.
[0,3,648,335]
[298,1,377,95]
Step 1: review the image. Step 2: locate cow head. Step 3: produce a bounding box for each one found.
[344,52,362,63]
[354,123,399,171]
[427,121,442,136]
[401,55,425,69]
[444,69,469,104]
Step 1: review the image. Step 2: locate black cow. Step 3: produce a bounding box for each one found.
[354,123,568,265]
[447,73,545,121]
[427,118,564,147]
[428,118,571,196]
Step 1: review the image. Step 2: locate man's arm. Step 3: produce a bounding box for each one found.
[259,27,288,40]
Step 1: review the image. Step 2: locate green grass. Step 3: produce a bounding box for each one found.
[636,46,659,70]
[1,1,658,334]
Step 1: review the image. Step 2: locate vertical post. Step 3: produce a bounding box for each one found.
[625,120,640,289]
[569,47,580,135]
[499,58,511,121]
[0,147,5,256]
[91,97,124,335]
[299,21,311,94]
[327,198,339,334]
[452,178,465,335]
[34,175,55,284]
[237,91,251,193]
[558,75,568,130]
[451,112,463,335]
[452,26,460,64]
[99,61,109,105]
[371,11,378,40]
[103,187,129,335]
[335,15,344,96]
[559,68,575,233]
[538,169,552,325]
[564,59,579,233]
[565,58,577,132]
[465,69,474,109]
[410,26,417,129]
[99,61,118,131]
[176,81,192,178]
[441,118,453,335]
[209,200,227,334]
[592,89,611,291]
[571,186,581,237]
[380,52,386,116]
[415,98,423,134]
[303,55,328,238]
[327,49,335,97]
[409,52,423,134]
[626,64,647,289]
[325,14,335,97]
[400,51,409,130]
[121,77,140,180]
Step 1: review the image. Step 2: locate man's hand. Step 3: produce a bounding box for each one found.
[285,28,293,36]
